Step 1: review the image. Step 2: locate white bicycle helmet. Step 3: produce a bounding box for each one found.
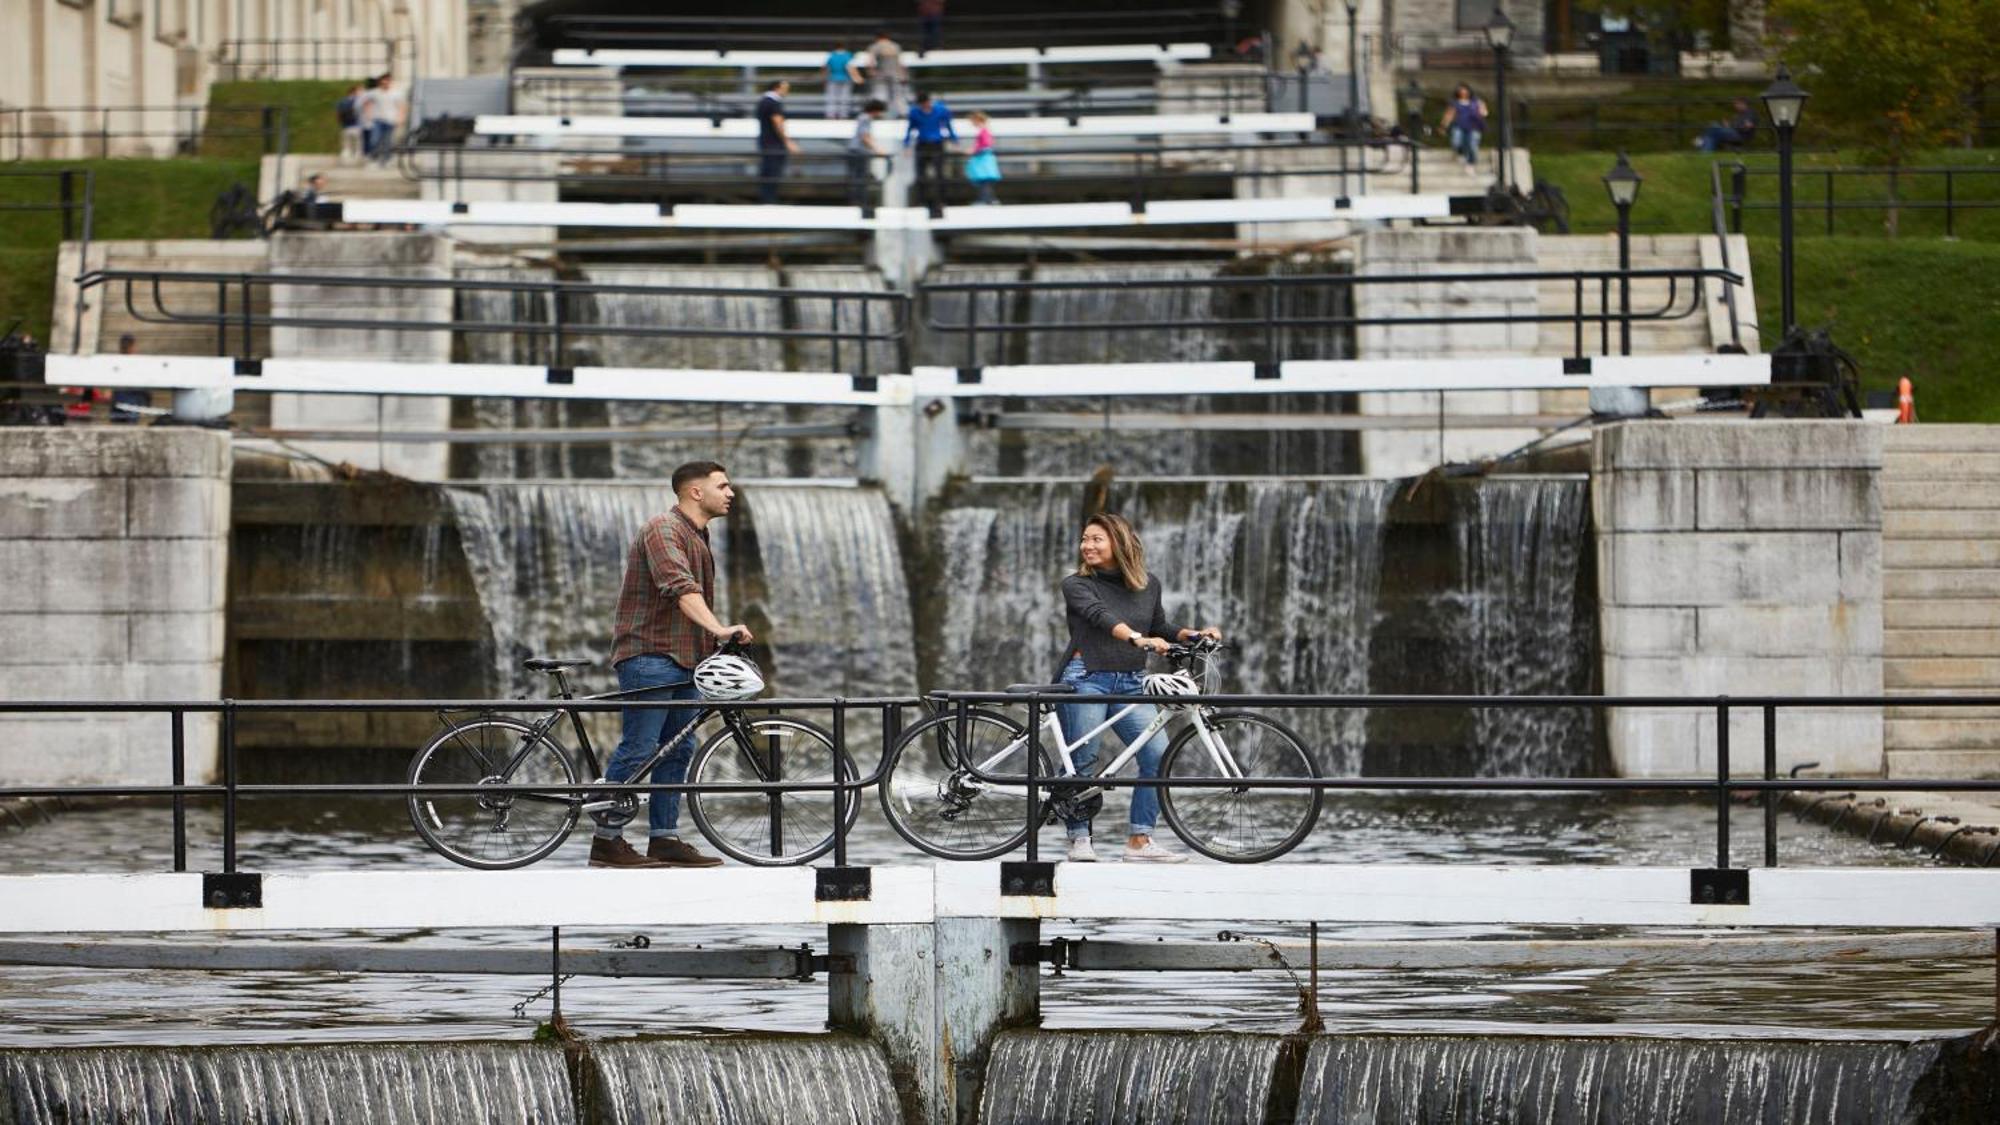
[1142,671,1201,698]
[694,652,766,700]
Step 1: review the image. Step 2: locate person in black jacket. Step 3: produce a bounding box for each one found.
[1055,512,1221,863]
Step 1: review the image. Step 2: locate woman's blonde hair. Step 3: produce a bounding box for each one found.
[969,110,990,125]
[1076,512,1148,590]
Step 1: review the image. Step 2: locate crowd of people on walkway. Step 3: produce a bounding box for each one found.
[334,74,407,166]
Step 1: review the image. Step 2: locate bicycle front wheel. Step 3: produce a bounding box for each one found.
[879,708,1051,861]
[1159,711,1321,863]
[408,717,580,870]
[687,716,858,866]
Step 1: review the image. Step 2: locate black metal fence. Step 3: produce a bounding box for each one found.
[5,691,2000,880]
[541,10,1241,51]
[920,266,1742,365]
[215,37,415,82]
[1,168,96,350]
[69,269,911,378]
[0,105,291,162]
[1722,162,2000,239]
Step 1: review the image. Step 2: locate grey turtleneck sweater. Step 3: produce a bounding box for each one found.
[1060,569,1188,673]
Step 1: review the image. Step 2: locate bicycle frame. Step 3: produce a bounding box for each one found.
[971,699,1248,786]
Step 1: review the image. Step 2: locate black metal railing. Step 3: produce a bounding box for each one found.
[4,690,1999,879]
[1708,161,1746,352]
[920,266,1740,365]
[0,105,291,162]
[1,168,96,351]
[928,688,2000,872]
[69,270,911,377]
[542,10,1239,51]
[1722,161,2000,239]
[214,37,415,82]
[393,139,1424,207]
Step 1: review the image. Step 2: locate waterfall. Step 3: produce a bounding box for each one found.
[0,1042,574,1124]
[444,482,913,701]
[588,1035,899,1124]
[1294,1034,1944,1125]
[921,260,1357,477]
[919,479,1391,774]
[920,476,1599,776]
[454,265,611,481]
[978,1030,1289,1124]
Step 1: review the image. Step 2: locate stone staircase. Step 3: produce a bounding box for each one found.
[1532,234,1736,357]
[259,156,421,202]
[1883,425,2000,778]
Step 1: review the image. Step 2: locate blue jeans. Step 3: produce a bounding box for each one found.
[1697,125,1745,153]
[1054,658,1167,838]
[597,653,702,839]
[1449,125,1482,164]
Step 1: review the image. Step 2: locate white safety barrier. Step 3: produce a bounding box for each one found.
[1,863,1995,933]
[473,111,1314,141]
[550,43,1212,70]
[333,194,1453,232]
[914,355,1773,396]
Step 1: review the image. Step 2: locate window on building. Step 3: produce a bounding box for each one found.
[155,0,190,43]
[107,0,142,27]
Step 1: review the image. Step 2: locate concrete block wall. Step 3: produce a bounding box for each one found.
[1354,226,1543,477]
[0,428,230,785]
[1593,420,1884,778]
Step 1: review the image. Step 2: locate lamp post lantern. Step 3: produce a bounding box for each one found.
[1761,64,1809,335]
[1603,151,1642,355]
[1484,5,1514,191]
[1344,0,1361,141]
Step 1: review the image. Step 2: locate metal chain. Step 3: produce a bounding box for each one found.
[511,973,575,1020]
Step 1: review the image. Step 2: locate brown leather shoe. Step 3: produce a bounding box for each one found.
[647,836,724,868]
[589,836,666,868]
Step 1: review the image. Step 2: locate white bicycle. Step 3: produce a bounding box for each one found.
[879,639,1322,863]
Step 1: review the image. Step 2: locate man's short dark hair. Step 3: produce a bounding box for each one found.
[765,78,787,92]
[863,99,888,115]
[672,460,727,494]
[915,90,933,103]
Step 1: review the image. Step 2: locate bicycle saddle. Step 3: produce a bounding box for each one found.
[1003,683,1077,694]
[522,657,591,672]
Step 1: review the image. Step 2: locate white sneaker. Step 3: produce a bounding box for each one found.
[1123,838,1189,863]
[1065,837,1098,863]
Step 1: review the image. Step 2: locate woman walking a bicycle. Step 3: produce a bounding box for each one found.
[1058,513,1221,863]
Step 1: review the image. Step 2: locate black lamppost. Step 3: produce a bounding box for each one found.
[1484,6,1514,191]
[1402,77,1425,139]
[1761,64,1809,335]
[1603,151,1642,355]
[1344,0,1361,140]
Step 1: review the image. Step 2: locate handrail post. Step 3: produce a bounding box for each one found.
[1023,697,1041,862]
[58,170,74,242]
[1715,698,1731,871]
[1945,171,1956,239]
[831,701,847,867]
[766,705,785,859]
[240,276,255,358]
[215,281,229,356]
[222,699,239,874]
[1730,163,1746,233]
[171,708,187,873]
[1762,703,1778,867]
[965,287,980,372]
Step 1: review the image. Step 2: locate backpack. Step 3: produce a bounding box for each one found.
[336,95,359,128]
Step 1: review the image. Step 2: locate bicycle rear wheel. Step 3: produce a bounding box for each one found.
[879,708,1050,861]
[1158,711,1321,863]
[687,716,858,866]
[408,716,580,870]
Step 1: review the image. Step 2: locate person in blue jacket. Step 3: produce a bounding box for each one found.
[904,90,958,214]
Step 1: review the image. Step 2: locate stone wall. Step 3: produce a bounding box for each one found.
[1594,420,1883,778]
[1354,226,1542,477]
[0,428,230,785]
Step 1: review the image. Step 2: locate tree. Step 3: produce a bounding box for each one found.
[1766,0,1985,166]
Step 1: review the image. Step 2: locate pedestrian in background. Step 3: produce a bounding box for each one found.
[756,79,800,204]
[1440,84,1487,173]
[824,40,861,120]
[335,84,364,164]
[1694,97,1759,153]
[867,30,908,115]
[963,110,1000,205]
[847,98,888,207]
[366,74,406,165]
[357,77,382,160]
[904,89,957,214]
[917,0,945,52]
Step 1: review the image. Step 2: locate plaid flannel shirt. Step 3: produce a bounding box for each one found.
[610,508,717,669]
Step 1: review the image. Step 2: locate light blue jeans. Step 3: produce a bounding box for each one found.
[1054,657,1167,838]
[1450,125,1482,165]
[597,653,702,839]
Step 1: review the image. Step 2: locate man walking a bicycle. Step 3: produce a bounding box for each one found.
[593,460,755,869]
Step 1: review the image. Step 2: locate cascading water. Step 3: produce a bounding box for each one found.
[919,478,1391,774]
[0,1042,574,1124]
[454,266,613,481]
[919,475,1598,776]
[920,260,1358,477]
[443,482,913,701]
[1293,1034,1946,1125]
[978,1030,1290,1124]
[587,1035,900,1124]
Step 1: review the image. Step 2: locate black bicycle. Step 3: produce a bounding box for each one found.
[406,647,860,869]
